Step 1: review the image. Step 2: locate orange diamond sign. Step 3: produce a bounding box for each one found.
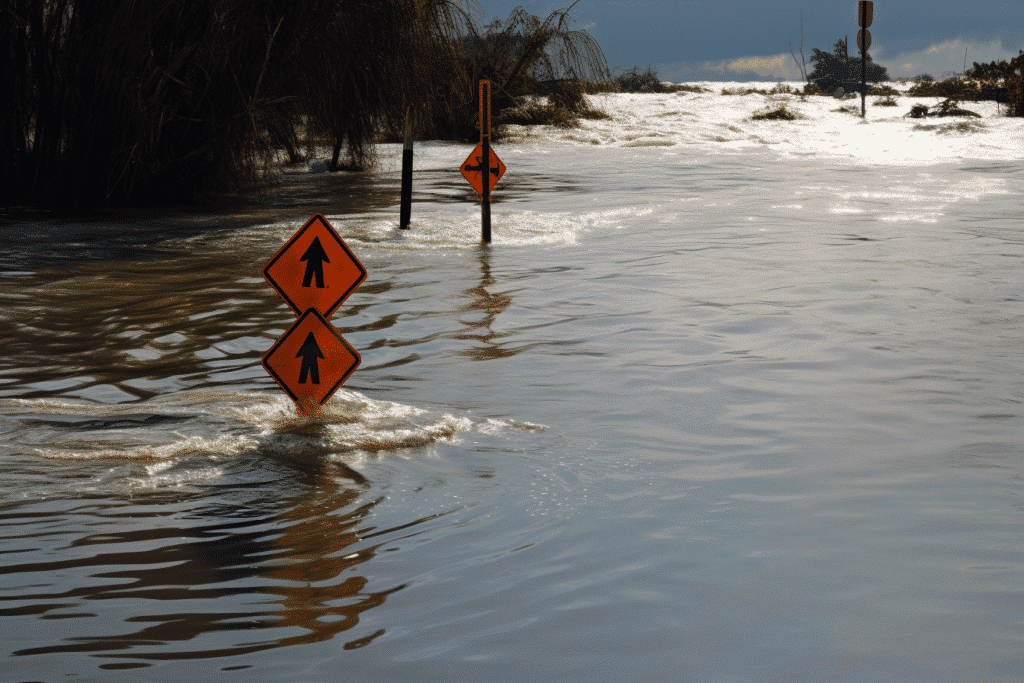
[461,143,506,197]
[262,308,360,408]
[263,214,367,318]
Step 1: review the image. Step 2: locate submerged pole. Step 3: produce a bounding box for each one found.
[480,81,491,243]
[400,106,413,229]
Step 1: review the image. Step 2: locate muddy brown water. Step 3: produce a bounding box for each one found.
[1,146,1022,682]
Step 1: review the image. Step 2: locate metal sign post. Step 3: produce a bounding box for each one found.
[858,1,873,118]
[480,80,492,242]
[400,106,414,229]
[460,80,506,243]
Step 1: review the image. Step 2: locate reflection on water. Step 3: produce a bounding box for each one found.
[1,151,1023,681]
[456,247,515,361]
[3,455,401,667]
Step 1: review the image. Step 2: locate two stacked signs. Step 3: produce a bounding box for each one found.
[262,214,366,414]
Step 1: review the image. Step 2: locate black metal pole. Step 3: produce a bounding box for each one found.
[482,136,491,243]
[480,81,491,243]
[399,106,413,229]
[861,45,866,118]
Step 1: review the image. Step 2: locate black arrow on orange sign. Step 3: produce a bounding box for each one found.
[296,332,324,384]
[464,156,500,178]
[300,236,330,288]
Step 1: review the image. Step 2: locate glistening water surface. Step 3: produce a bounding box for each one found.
[1,141,1022,682]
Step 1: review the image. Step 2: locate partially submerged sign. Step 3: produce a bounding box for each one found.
[262,214,366,414]
[263,308,361,408]
[462,80,504,242]
[263,214,367,318]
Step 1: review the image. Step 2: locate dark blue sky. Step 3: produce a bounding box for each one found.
[474,1,1024,80]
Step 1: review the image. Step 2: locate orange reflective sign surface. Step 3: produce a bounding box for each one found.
[262,308,360,408]
[858,0,873,27]
[461,143,506,197]
[263,214,367,318]
[857,28,871,51]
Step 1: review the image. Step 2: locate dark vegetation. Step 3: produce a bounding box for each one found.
[7,0,1020,209]
[609,65,707,94]
[750,105,801,121]
[1,0,614,208]
[808,38,889,94]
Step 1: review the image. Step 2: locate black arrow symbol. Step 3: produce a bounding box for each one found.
[300,236,330,288]
[464,155,500,177]
[296,332,324,384]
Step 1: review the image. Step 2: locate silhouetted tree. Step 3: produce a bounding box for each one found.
[444,2,611,138]
[0,0,610,206]
[808,38,889,94]
[965,49,1024,116]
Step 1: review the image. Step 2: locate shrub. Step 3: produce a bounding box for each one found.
[546,80,586,113]
[614,64,664,92]
[808,38,889,93]
[908,103,930,118]
[721,86,770,96]
[906,76,978,100]
[751,105,800,120]
[666,83,711,94]
[497,100,578,128]
[965,49,1024,116]
[869,84,900,96]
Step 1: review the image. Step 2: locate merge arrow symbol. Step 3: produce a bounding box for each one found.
[296,332,324,384]
[300,236,330,288]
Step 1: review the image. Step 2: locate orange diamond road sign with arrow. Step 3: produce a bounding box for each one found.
[461,142,505,198]
[262,213,367,414]
[262,308,361,409]
[263,213,367,318]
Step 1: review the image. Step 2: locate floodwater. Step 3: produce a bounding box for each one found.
[1,128,1023,682]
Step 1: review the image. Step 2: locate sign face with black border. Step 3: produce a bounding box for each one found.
[262,308,360,407]
[461,142,506,197]
[263,214,366,318]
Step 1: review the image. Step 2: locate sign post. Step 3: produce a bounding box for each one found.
[481,80,491,242]
[858,1,873,118]
[400,106,413,229]
[262,214,367,415]
[461,80,505,243]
